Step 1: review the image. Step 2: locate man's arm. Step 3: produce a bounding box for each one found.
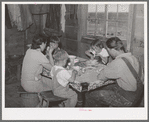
[97,59,122,81]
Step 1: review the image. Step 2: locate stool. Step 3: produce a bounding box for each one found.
[17,86,39,107]
[39,90,67,107]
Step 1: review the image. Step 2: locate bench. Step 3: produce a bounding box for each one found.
[18,85,67,107]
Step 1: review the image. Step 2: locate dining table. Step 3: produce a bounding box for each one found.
[68,56,115,107]
[41,56,115,107]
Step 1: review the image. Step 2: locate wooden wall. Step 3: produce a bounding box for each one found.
[131,4,144,75]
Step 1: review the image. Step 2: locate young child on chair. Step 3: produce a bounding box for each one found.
[85,39,109,64]
[50,49,78,107]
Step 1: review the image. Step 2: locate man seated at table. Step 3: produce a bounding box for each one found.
[85,37,144,107]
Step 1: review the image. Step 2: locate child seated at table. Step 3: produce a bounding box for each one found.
[50,49,78,107]
[85,39,109,64]
[45,36,61,60]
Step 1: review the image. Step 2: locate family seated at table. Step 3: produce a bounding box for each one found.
[21,34,144,107]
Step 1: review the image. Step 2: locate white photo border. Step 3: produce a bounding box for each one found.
[2,1,148,120]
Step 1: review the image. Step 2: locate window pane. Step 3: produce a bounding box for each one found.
[117,21,128,40]
[96,21,105,36]
[88,4,96,12]
[87,4,96,36]
[88,4,96,19]
[97,4,105,20]
[107,22,116,37]
[87,19,95,36]
[118,4,129,21]
[107,4,117,20]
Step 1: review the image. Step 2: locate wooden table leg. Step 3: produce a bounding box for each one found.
[17,64,21,81]
[76,92,84,107]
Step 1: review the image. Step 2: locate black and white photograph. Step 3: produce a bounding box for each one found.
[2,1,148,120]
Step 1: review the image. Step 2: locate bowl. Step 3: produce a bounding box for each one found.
[74,59,79,63]
[69,55,76,59]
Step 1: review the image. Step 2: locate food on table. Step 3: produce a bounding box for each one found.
[72,66,80,71]
[74,61,86,67]
[86,59,98,66]
[96,67,104,73]
[76,68,99,83]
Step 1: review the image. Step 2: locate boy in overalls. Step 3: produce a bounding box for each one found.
[50,49,78,107]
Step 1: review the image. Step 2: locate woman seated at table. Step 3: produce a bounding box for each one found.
[21,34,54,93]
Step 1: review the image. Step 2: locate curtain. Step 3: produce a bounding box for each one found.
[46,4,61,32]
[7,4,23,31]
[61,4,66,32]
[19,5,33,30]
[5,4,12,29]
[7,4,33,31]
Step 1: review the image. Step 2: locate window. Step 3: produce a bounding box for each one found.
[87,4,130,40]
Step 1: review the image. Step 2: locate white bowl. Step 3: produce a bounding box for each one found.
[69,55,76,59]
